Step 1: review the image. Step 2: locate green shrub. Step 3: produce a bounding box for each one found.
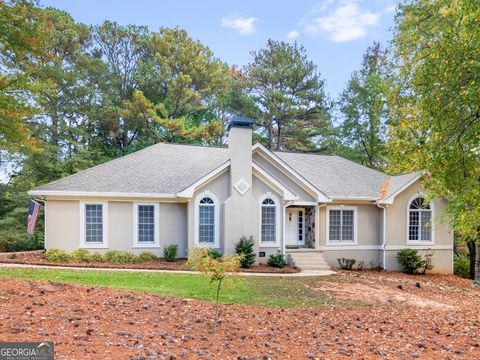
[454,254,470,279]
[71,249,93,262]
[44,249,70,263]
[163,244,178,262]
[138,251,158,262]
[103,250,138,264]
[235,236,256,268]
[397,249,425,274]
[90,252,104,262]
[207,248,222,260]
[337,257,357,270]
[267,254,285,268]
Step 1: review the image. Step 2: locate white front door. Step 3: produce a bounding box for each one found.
[285,209,305,246]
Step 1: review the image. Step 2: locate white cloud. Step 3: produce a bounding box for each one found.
[303,1,381,42]
[221,14,257,35]
[287,30,300,40]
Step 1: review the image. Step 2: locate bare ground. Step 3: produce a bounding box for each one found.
[0,271,479,359]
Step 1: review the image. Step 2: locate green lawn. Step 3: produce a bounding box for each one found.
[0,268,338,308]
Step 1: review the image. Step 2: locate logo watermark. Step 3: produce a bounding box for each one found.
[0,342,54,360]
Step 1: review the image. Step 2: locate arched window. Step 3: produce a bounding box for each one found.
[261,197,277,244]
[408,196,433,242]
[195,194,218,247]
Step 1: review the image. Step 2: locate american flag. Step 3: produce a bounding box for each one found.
[27,200,41,235]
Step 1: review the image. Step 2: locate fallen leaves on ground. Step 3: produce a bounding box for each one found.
[0,271,479,359]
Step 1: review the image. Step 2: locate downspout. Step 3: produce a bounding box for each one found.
[376,202,387,270]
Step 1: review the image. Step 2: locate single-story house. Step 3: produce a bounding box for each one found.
[28,117,453,272]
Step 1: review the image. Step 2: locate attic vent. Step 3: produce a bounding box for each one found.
[234,178,251,196]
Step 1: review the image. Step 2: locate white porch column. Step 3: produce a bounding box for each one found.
[314,205,320,249]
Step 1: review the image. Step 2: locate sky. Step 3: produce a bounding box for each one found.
[40,0,399,98]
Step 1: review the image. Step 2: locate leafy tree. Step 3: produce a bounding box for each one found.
[387,0,480,283]
[121,28,231,145]
[187,247,241,330]
[92,21,151,155]
[338,42,388,169]
[245,39,332,151]
[0,0,51,153]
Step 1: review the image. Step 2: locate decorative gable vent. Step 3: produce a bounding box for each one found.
[234,178,251,195]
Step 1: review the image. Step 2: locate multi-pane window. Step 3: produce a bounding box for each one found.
[85,204,103,243]
[261,198,276,243]
[199,197,215,244]
[328,208,355,243]
[408,197,432,242]
[138,205,155,243]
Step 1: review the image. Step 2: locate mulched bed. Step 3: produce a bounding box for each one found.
[0,251,299,273]
[0,274,479,359]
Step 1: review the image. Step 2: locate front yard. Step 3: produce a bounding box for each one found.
[0,268,479,359]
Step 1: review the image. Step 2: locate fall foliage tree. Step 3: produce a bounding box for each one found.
[387,0,480,283]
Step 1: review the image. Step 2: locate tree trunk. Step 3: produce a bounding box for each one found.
[213,278,223,331]
[467,240,476,280]
[276,121,282,151]
[268,117,273,150]
[475,242,480,285]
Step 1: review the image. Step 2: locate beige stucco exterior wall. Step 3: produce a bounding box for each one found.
[385,179,453,273]
[187,170,230,253]
[318,204,382,246]
[45,200,79,251]
[46,199,188,257]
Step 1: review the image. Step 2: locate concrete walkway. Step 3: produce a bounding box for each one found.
[0,263,335,277]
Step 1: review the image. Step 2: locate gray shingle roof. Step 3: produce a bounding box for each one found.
[385,171,422,200]
[34,143,229,194]
[32,142,420,199]
[274,152,389,198]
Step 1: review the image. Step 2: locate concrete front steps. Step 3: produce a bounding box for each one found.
[286,249,331,271]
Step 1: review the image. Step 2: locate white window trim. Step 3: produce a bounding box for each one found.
[194,191,220,248]
[79,201,108,249]
[326,206,358,245]
[406,193,435,245]
[133,202,160,248]
[258,193,281,247]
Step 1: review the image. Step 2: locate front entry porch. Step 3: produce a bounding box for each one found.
[284,205,330,270]
[284,205,316,249]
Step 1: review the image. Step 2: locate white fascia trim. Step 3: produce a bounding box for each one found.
[380,174,423,205]
[176,161,230,199]
[252,143,331,203]
[252,163,297,202]
[132,202,160,248]
[331,196,378,201]
[385,245,453,251]
[319,245,382,251]
[79,201,109,249]
[29,190,177,199]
